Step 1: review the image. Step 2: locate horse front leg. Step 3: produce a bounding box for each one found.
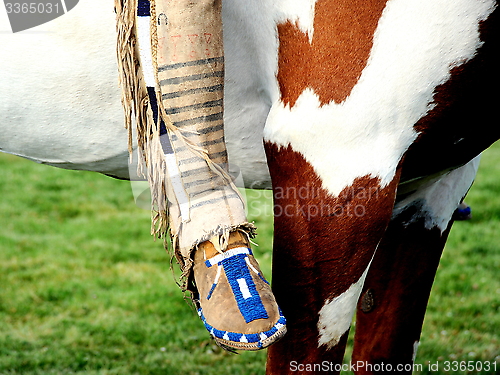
[352,158,480,374]
[265,143,401,374]
[352,207,452,374]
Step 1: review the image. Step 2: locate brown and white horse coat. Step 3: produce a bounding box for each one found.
[1,0,498,373]
[261,0,498,372]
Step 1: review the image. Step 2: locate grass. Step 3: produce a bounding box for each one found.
[1,143,499,374]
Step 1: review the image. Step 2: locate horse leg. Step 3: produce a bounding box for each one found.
[352,158,480,373]
[265,144,402,374]
[352,206,452,373]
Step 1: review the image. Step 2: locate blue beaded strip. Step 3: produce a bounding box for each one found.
[457,205,472,216]
[206,282,217,300]
[137,0,151,16]
[205,247,268,323]
[198,308,286,349]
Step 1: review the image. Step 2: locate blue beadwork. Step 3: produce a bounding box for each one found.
[457,206,472,216]
[205,248,268,323]
[223,253,268,323]
[198,307,286,347]
[137,0,151,17]
[206,282,217,300]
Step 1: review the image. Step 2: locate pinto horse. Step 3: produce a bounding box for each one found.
[1,0,498,374]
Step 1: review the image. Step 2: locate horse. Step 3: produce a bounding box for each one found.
[1,0,498,373]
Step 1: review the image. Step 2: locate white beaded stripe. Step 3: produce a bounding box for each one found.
[237,278,252,299]
[213,264,222,285]
[136,15,156,88]
[245,256,260,275]
[205,247,250,267]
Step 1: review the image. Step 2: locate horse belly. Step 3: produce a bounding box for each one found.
[0,0,133,178]
[0,0,274,187]
[223,0,278,189]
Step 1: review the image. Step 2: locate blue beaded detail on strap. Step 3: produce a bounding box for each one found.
[205,247,268,323]
[198,308,286,349]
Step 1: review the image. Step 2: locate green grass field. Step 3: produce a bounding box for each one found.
[1,143,499,374]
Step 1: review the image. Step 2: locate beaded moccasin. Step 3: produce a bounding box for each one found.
[193,231,286,350]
